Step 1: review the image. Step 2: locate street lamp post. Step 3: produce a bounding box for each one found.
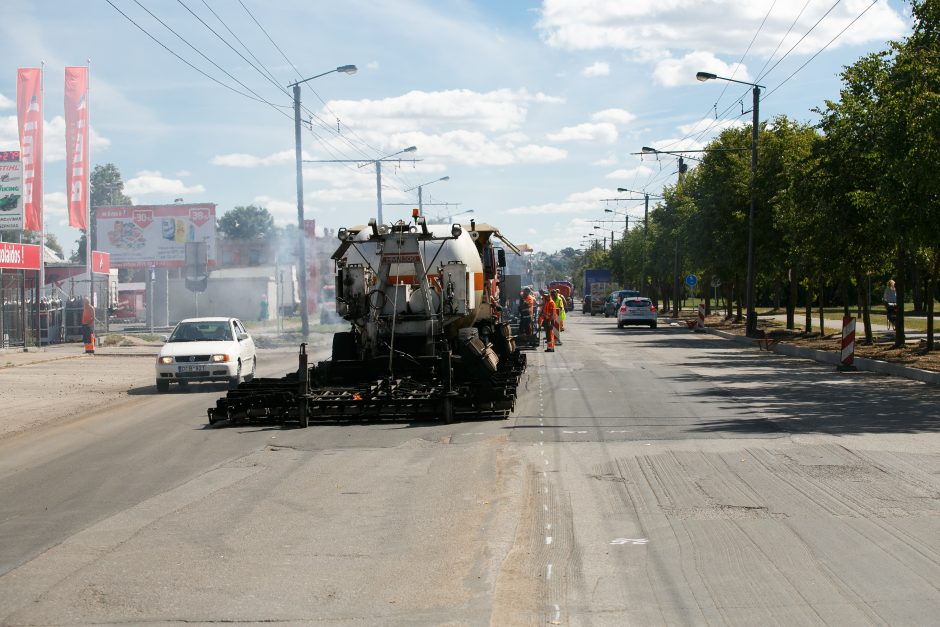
[604,208,629,232]
[696,71,764,336]
[289,64,357,339]
[405,176,450,216]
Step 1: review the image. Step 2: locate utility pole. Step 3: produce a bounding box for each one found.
[673,156,685,318]
[305,149,420,226]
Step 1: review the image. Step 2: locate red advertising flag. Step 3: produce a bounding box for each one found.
[64,67,89,230]
[91,250,110,274]
[16,68,42,232]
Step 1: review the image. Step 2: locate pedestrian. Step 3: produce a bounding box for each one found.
[538,290,558,352]
[81,297,95,354]
[259,292,269,322]
[883,279,897,330]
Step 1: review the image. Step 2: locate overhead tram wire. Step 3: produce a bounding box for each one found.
[198,0,283,88]
[658,0,846,154]
[182,0,410,187]
[180,0,381,167]
[757,0,844,84]
[764,0,880,100]
[714,0,778,104]
[235,0,388,160]
[130,0,292,114]
[105,0,293,118]
[753,0,813,82]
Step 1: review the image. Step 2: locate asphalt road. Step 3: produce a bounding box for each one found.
[1,312,938,625]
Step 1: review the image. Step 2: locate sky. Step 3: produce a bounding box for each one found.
[0,0,912,259]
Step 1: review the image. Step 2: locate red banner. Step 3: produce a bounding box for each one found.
[64,66,89,230]
[0,242,41,270]
[91,250,110,273]
[16,68,42,232]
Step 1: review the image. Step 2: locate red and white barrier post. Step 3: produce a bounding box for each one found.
[695,303,706,331]
[839,315,857,371]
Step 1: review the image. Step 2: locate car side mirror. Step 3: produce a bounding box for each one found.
[237,332,249,341]
[160,335,169,343]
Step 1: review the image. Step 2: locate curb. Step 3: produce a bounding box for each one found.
[705,327,940,386]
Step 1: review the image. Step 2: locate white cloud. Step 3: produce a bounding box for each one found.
[366,61,380,70]
[654,51,750,87]
[44,191,68,228]
[592,155,618,166]
[507,187,616,215]
[547,122,617,143]
[324,88,564,134]
[581,61,610,77]
[210,149,298,167]
[124,171,205,201]
[536,0,907,57]
[605,165,653,180]
[515,144,567,162]
[676,117,745,136]
[591,108,636,126]
[0,115,16,149]
[0,93,13,109]
[176,169,191,177]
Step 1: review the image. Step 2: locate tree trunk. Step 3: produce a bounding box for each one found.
[895,246,907,348]
[857,270,873,345]
[927,252,939,351]
[912,264,923,314]
[818,278,825,336]
[786,268,796,330]
[841,280,850,317]
[734,276,743,323]
[804,282,813,334]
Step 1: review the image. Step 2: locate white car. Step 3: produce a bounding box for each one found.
[617,297,658,329]
[155,317,256,392]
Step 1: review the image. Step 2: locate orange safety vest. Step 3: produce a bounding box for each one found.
[82,303,95,325]
[538,297,557,325]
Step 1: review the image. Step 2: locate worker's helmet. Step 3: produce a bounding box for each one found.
[522,287,530,295]
[550,289,557,296]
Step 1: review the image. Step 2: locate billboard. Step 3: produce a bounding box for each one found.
[0,151,23,230]
[96,203,216,269]
[91,250,110,274]
[0,242,41,270]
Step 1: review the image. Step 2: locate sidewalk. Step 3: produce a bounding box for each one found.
[0,341,159,370]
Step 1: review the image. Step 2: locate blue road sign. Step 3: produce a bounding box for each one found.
[685,274,698,287]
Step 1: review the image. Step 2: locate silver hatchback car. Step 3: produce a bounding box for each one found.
[617,297,658,329]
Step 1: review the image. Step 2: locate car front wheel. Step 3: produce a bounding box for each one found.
[156,378,169,393]
[650,322,657,329]
[228,361,242,390]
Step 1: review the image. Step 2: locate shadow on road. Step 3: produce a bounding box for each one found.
[627,331,940,436]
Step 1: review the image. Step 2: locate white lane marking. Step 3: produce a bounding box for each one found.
[608,430,631,433]
[544,487,549,493]
[546,523,552,530]
[544,459,550,465]
[553,605,561,622]
[545,536,553,545]
[562,430,588,434]
[547,564,553,580]
[544,504,548,511]
[540,430,544,435]
[610,538,649,545]
[559,388,580,391]
[539,442,544,446]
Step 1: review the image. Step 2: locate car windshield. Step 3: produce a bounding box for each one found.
[169,321,232,342]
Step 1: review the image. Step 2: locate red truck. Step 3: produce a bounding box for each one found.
[548,280,574,311]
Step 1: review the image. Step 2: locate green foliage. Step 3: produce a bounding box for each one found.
[217,205,276,240]
[73,163,133,263]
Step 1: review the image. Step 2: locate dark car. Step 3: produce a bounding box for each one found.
[604,289,640,317]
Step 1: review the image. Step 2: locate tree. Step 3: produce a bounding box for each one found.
[217,205,276,240]
[73,163,133,263]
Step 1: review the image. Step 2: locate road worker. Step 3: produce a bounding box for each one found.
[554,290,567,335]
[81,297,95,354]
[539,290,558,352]
[519,287,536,338]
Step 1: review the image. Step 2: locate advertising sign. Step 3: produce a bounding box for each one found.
[16,68,42,231]
[95,203,216,269]
[64,66,89,229]
[91,250,110,274]
[0,242,41,270]
[0,152,23,230]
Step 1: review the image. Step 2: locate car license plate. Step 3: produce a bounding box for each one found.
[178,365,204,372]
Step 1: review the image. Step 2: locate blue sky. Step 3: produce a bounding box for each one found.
[0,0,911,257]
